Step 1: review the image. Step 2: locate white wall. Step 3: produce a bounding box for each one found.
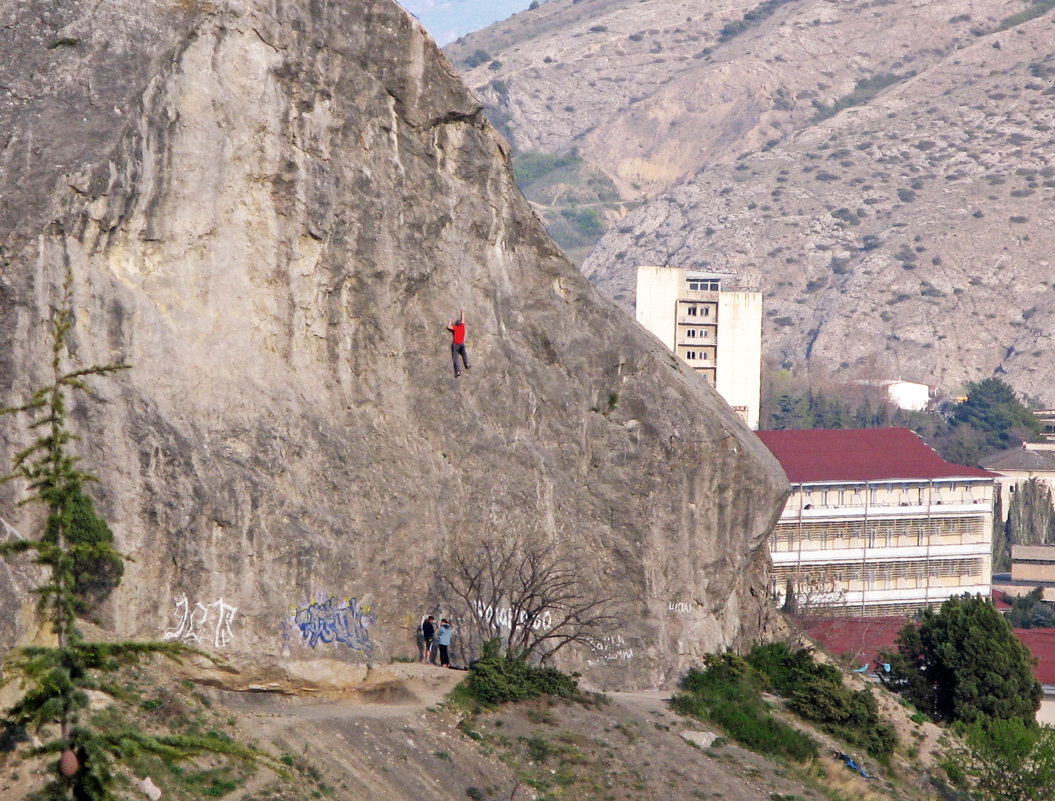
[635,265,682,353]
[636,265,763,429]
[717,290,762,429]
[887,381,930,411]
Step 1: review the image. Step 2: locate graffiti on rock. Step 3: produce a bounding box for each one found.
[668,601,695,613]
[472,600,552,632]
[292,596,376,655]
[586,634,634,667]
[163,593,238,648]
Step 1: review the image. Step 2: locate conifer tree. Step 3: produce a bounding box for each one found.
[879,594,1040,725]
[1,271,256,799]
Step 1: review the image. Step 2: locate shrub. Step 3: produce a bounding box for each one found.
[995,0,1055,32]
[671,653,818,762]
[65,483,125,611]
[830,208,859,226]
[465,49,492,68]
[462,641,579,707]
[813,72,911,121]
[560,207,604,238]
[746,643,896,761]
[513,150,584,186]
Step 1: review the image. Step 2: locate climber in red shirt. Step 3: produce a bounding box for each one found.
[447,309,470,377]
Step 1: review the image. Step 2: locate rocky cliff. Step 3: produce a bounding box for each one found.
[0,0,787,689]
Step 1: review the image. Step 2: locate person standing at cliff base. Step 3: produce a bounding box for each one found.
[421,615,436,663]
[437,618,453,667]
[447,309,470,377]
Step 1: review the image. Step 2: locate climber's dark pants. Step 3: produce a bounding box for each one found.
[451,344,469,376]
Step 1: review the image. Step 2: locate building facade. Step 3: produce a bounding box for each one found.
[992,544,1055,602]
[757,428,996,617]
[1036,410,1055,442]
[981,441,1055,515]
[635,266,762,429]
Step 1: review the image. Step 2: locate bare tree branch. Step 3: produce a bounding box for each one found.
[444,534,619,663]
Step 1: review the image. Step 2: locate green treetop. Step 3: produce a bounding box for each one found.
[880,594,1041,726]
[950,377,1043,454]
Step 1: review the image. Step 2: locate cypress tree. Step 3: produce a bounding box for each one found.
[880,595,1041,725]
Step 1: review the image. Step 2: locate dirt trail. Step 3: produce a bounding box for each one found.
[211,665,835,801]
[207,662,464,726]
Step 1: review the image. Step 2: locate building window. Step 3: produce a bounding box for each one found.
[687,306,698,317]
[686,329,696,338]
[686,351,697,360]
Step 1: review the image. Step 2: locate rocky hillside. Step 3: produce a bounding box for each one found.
[0,0,786,691]
[447,0,1055,403]
[0,656,960,801]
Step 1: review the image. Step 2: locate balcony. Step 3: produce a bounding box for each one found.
[784,500,991,519]
[770,542,993,563]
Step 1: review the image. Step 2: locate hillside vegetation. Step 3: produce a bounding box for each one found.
[0,650,969,801]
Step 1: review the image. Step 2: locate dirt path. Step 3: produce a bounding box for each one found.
[212,661,468,723]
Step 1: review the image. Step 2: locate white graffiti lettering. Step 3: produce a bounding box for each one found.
[472,600,552,632]
[585,634,634,666]
[668,601,694,613]
[586,649,634,667]
[163,593,238,648]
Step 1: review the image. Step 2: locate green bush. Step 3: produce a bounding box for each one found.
[671,652,818,762]
[462,641,579,707]
[719,0,795,42]
[560,207,604,239]
[746,643,896,761]
[996,0,1055,32]
[813,72,910,121]
[464,49,492,68]
[513,151,584,186]
[62,482,125,611]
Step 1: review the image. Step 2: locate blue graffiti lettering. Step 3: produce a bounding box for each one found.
[293,596,376,655]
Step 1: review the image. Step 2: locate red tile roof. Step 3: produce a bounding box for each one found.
[1012,629,1055,685]
[756,428,996,483]
[805,616,1055,685]
[803,617,907,669]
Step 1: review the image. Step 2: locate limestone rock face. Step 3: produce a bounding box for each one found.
[0,0,787,688]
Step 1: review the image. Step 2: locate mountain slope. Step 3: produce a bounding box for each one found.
[447,0,1055,402]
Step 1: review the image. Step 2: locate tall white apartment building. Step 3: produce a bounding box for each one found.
[757,428,996,617]
[635,266,762,428]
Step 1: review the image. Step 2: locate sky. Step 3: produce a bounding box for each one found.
[397,0,538,46]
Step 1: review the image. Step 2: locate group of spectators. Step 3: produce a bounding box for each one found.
[420,615,454,667]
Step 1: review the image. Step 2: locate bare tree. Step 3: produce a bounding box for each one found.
[444,535,618,663]
[779,569,849,622]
